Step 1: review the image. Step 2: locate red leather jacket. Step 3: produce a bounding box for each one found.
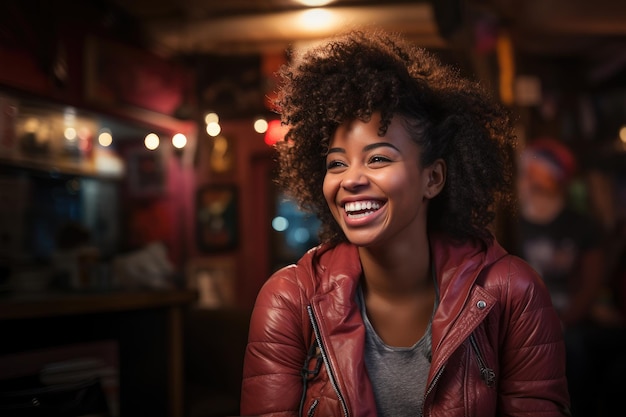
[241,234,571,416]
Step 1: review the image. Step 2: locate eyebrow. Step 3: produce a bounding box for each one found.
[326,142,401,155]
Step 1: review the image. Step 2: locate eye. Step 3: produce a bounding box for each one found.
[368,155,392,165]
[326,159,347,171]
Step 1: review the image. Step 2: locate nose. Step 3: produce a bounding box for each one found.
[341,166,368,190]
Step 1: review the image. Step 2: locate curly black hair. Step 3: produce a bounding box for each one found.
[274,29,516,245]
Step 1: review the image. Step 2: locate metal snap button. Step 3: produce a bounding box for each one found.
[476,300,487,309]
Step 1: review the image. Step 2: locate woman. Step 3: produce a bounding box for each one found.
[241,29,570,417]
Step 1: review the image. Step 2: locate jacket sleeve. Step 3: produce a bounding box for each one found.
[240,266,308,417]
[497,256,571,416]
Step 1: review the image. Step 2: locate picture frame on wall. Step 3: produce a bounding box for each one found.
[186,256,237,309]
[196,133,236,178]
[207,134,235,176]
[196,184,238,252]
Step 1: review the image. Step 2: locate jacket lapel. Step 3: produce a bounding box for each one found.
[309,243,378,417]
[427,234,505,383]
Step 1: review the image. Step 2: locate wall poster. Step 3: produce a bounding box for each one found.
[195,184,238,252]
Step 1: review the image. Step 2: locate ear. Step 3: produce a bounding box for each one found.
[424,159,446,200]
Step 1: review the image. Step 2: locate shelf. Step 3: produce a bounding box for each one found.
[0,289,198,320]
[0,154,124,180]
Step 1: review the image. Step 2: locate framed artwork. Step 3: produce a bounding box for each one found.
[196,184,238,251]
[196,133,236,178]
[207,135,235,176]
[186,256,237,308]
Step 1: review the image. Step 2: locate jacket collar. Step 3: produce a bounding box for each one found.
[307,233,508,346]
[428,234,506,351]
[307,233,506,303]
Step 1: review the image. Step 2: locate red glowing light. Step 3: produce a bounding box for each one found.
[264,119,289,146]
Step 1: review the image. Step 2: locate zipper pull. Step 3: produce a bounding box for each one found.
[481,367,496,387]
[469,334,496,388]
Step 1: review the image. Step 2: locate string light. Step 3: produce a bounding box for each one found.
[254,118,269,134]
[145,133,160,150]
[206,122,221,137]
[172,133,187,149]
[98,129,113,147]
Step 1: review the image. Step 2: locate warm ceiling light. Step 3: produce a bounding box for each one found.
[297,0,334,6]
[204,112,219,124]
[172,133,187,149]
[254,118,269,134]
[206,122,221,137]
[64,127,77,141]
[145,133,160,150]
[98,130,113,147]
[298,8,336,31]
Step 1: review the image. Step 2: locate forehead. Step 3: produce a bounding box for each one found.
[330,114,411,145]
[520,155,560,179]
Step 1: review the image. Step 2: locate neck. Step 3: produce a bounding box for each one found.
[358,234,432,299]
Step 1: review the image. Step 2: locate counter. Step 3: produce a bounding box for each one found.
[0,289,198,417]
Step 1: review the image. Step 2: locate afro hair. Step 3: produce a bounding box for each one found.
[274,28,516,245]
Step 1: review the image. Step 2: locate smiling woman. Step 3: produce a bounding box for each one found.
[322,114,442,250]
[240,28,570,417]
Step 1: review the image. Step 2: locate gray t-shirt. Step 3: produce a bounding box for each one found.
[357,287,434,417]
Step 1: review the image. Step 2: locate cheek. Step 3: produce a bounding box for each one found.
[322,176,337,209]
[323,176,345,224]
[374,170,415,197]
[385,173,408,190]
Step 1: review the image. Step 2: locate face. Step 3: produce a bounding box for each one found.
[322,113,445,248]
[517,157,564,221]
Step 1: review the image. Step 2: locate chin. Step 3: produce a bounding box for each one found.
[344,233,386,248]
[343,234,375,247]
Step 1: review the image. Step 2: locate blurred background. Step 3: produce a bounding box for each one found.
[0,1,624,416]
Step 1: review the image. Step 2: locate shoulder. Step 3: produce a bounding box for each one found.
[247,243,361,349]
[254,242,361,308]
[253,250,316,311]
[246,253,316,351]
[481,254,554,311]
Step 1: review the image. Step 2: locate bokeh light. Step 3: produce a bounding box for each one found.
[145,133,160,150]
[172,133,187,149]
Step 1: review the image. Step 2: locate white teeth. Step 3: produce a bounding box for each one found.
[348,212,370,219]
[344,200,381,215]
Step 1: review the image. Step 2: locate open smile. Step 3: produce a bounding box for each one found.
[343,200,384,219]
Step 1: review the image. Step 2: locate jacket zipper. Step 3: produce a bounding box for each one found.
[423,364,445,415]
[307,399,319,417]
[422,335,494,415]
[469,334,495,387]
[307,305,349,417]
